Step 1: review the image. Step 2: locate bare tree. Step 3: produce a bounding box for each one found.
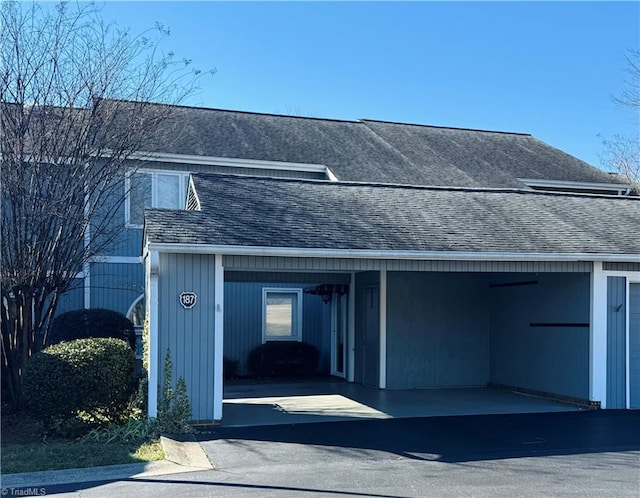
[0,1,208,407]
[602,48,640,189]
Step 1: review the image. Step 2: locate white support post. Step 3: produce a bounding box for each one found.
[379,269,387,389]
[147,251,160,417]
[213,254,225,421]
[347,272,356,383]
[590,261,608,408]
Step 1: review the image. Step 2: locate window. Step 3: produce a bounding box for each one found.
[262,288,303,342]
[125,170,189,227]
[126,294,145,360]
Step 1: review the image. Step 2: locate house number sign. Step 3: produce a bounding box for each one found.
[180,292,197,309]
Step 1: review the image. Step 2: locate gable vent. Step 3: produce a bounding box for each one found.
[186,177,201,211]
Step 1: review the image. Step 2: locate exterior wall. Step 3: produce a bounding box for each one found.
[603,262,640,272]
[90,263,144,315]
[223,255,592,273]
[157,253,217,421]
[386,272,490,389]
[606,276,627,408]
[223,281,331,375]
[630,283,640,409]
[56,278,85,315]
[489,273,590,399]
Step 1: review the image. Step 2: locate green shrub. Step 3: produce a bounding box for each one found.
[82,418,155,443]
[247,341,319,378]
[156,350,192,435]
[49,308,136,350]
[23,338,135,430]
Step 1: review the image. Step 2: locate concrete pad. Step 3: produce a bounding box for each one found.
[221,381,583,427]
[160,434,213,469]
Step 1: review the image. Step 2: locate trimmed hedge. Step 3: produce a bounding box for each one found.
[49,308,136,350]
[22,338,135,426]
[247,341,319,378]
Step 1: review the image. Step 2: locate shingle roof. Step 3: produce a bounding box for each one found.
[140,103,620,188]
[144,173,640,256]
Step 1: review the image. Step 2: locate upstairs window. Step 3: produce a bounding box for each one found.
[126,170,189,227]
[262,288,303,342]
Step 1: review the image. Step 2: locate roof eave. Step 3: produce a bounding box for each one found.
[143,243,640,263]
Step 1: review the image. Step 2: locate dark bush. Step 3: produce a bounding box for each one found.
[247,341,319,378]
[223,357,240,380]
[22,338,135,429]
[49,308,135,350]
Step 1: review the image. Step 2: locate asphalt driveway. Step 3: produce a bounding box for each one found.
[196,409,640,468]
[10,410,640,497]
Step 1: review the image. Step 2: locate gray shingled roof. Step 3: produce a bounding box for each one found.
[141,104,620,188]
[144,173,640,256]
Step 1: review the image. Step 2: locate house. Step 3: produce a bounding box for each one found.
[59,104,640,422]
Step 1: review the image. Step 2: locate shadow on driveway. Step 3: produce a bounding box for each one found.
[195,410,640,463]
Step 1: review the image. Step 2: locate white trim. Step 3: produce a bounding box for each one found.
[90,256,142,264]
[518,178,632,196]
[147,251,160,418]
[379,269,387,389]
[625,278,631,408]
[144,242,640,263]
[213,254,224,421]
[187,175,202,210]
[261,288,303,342]
[125,169,190,229]
[590,261,608,408]
[128,150,331,174]
[348,272,356,383]
[126,293,145,322]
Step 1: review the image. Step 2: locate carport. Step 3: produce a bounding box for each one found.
[143,173,640,423]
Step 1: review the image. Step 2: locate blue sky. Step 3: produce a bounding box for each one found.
[98,1,639,169]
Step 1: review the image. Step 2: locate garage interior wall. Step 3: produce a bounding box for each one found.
[489,273,590,399]
[386,272,490,389]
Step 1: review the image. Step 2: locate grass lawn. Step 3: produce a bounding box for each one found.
[1,407,164,474]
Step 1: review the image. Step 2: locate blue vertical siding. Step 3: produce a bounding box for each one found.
[630,283,640,409]
[354,272,380,385]
[607,276,627,409]
[157,253,217,421]
[56,278,85,315]
[386,272,490,389]
[223,281,332,375]
[489,273,590,399]
[603,262,640,272]
[90,263,144,315]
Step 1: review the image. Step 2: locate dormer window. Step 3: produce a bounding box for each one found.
[125,170,190,227]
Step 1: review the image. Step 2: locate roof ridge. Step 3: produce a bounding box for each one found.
[360,118,532,136]
[192,172,640,200]
[96,98,360,123]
